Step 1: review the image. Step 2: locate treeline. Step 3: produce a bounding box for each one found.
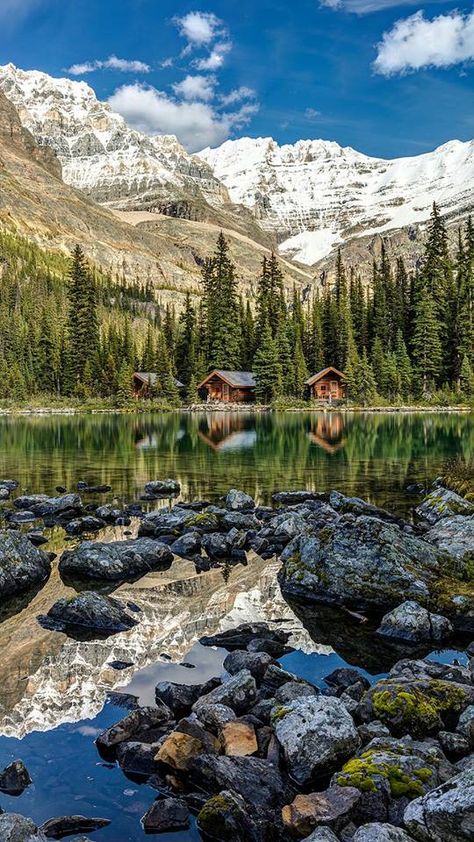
[0,201,473,406]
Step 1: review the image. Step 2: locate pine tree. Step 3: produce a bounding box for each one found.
[253,320,282,403]
[395,330,412,399]
[293,332,309,398]
[460,355,474,396]
[411,287,443,395]
[202,233,241,369]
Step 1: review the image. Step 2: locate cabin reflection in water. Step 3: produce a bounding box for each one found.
[198,414,257,451]
[308,413,346,454]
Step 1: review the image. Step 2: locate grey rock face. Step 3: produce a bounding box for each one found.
[376,601,453,644]
[190,755,292,812]
[96,705,172,750]
[223,650,275,681]
[425,515,474,562]
[193,670,257,715]
[415,487,474,525]
[225,489,255,512]
[14,492,82,518]
[353,824,415,841]
[273,695,360,785]
[0,814,46,842]
[0,529,51,599]
[279,515,445,613]
[59,538,172,581]
[138,507,197,537]
[38,591,139,636]
[404,768,474,841]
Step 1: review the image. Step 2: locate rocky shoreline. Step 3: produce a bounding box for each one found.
[0,477,473,840]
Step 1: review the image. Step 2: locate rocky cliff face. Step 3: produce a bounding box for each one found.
[199,136,474,264]
[0,63,228,213]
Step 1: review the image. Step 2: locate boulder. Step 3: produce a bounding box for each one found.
[189,755,292,812]
[376,601,453,644]
[197,791,260,842]
[169,532,202,559]
[223,650,275,682]
[144,479,181,497]
[329,491,402,524]
[353,825,416,841]
[221,721,258,756]
[272,490,326,505]
[279,515,446,614]
[304,831,340,842]
[14,493,83,519]
[457,706,474,748]
[357,677,474,738]
[96,705,172,751]
[155,679,219,717]
[325,667,370,694]
[193,670,257,715]
[273,695,360,785]
[38,592,139,637]
[156,731,205,771]
[64,517,105,535]
[0,530,51,599]
[0,814,46,842]
[115,741,161,776]
[141,797,189,833]
[404,768,474,841]
[416,487,474,525]
[438,731,470,760]
[282,786,361,837]
[225,489,255,512]
[59,538,172,581]
[40,816,111,837]
[0,760,32,795]
[138,506,197,538]
[425,515,474,563]
[195,703,236,733]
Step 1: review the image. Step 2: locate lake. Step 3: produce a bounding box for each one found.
[0,410,472,840]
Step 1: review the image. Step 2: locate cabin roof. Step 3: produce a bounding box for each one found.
[198,369,256,389]
[134,371,185,389]
[305,366,345,386]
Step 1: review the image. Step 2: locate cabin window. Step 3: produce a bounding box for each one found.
[320,384,327,392]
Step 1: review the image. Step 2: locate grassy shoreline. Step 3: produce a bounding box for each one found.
[0,399,472,416]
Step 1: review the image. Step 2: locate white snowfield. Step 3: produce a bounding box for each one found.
[1,63,473,265]
[199,136,474,264]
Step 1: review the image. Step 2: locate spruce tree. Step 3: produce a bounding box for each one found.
[411,287,443,395]
[253,320,282,403]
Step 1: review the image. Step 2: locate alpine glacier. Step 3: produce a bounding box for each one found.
[199,137,474,264]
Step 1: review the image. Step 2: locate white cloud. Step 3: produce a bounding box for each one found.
[305,107,322,120]
[194,41,232,70]
[108,82,257,152]
[173,74,217,101]
[321,0,439,14]
[174,11,222,46]
[68,55,150,75]
[374,9,474,75]
[219,86,255,105]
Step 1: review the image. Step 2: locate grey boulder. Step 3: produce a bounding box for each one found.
[225,489,255,512]
[38,591,139,636]
[376,601,453,644]
[59,538,172,581]
[404,768,474,841]
[0,814,46,842]
[144,479,181,496]
[353,824,415,841]
[193,670,257,715]
[415,487,474,526]
[0,530,51,600]
[425,515,474,563]
[273,694,360,785]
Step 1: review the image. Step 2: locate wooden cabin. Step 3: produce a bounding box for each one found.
[133,372,184,398]
[306,367,346,402]
[197,370,256,403]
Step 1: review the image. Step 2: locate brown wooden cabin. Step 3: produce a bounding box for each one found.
[197,370,256,403]
[306,367,346,402]
[133,371,185,398]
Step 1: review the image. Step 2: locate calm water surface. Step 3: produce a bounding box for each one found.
[0,410,471,841]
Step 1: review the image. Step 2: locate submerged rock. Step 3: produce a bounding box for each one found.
[0,530,51,600]
[40,816,111,838]
[404,767,474,841]
[38,592,139,637]
[144,479,181,497]
[59,538,173,581]
[0,760,32,795]
[273,695,361,785]
[376,601,453,644]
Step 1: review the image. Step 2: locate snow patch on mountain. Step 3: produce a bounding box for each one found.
[199,136,474,264]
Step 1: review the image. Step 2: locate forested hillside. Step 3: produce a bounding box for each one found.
[0,201,472,406]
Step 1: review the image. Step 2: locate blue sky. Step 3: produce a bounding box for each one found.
[1,0,473,157]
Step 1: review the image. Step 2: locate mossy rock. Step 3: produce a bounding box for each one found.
[197,792,253,841]
[186,512,221,531]
[336,749,431,798]
[362,679,469,738]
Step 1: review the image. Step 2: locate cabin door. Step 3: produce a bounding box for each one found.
[330,380,339,398]
[222,383,229,401]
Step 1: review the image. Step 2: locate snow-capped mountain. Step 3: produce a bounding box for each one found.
[199,136,474,264]
[0,63,226,212]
